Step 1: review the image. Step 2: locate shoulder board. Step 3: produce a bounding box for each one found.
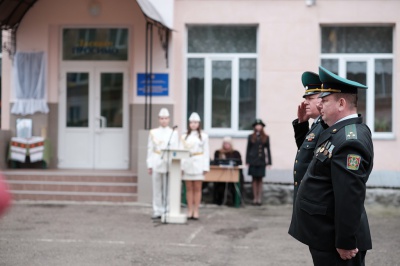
[345,124,358,140]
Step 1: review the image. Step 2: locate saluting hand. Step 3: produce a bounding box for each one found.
[336,248,358,260]
[297,101,309,123]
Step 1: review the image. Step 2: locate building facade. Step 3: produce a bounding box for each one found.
[1,0,399,188]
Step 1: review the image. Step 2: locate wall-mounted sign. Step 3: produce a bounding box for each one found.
[137,73,169,96]
[63,28,128,61]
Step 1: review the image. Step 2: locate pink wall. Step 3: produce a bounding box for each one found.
[2,0,400,172]
[173,0,400,171]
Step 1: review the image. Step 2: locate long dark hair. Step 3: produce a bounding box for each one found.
[185,123,202,140]
[251,127,268,143]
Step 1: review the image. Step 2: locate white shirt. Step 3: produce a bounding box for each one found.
[180,131,210,174]
[334,114,358,125]
[147,126,179,173]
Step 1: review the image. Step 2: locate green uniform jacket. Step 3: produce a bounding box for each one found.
[291,116,327,203]
[289,116,373,251]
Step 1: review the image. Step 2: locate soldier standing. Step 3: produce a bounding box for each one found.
[146,108,179,220]
[289,66,374,266]
[291,71,326,203]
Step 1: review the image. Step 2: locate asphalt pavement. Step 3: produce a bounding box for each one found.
[0,202,399,266]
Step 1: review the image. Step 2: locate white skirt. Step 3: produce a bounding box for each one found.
[182,173,204,181]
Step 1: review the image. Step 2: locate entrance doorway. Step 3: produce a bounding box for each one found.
[58,67,129,169]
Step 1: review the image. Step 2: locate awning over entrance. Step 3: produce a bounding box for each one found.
[0,0,173,30]
[0,0,37,30]
[136,0,174,30]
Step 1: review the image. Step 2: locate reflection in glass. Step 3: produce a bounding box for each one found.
[101,73,123,128]
[321,27,393,53]
[212,61,231,128]
[346,62,367,121]
[188,26,257,53]
[321,59,339,75]
[187,58,205,121]
[374,59,392,132]
[239,59,257,130]
[66,73,89,127]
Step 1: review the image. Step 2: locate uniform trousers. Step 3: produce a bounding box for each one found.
[152,171,169,216]
[309,247,366,266]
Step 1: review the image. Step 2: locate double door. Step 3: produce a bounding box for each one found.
[58,67,129,169]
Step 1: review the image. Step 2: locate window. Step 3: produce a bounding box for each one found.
[187,26,257,135]
[62,28,129,61]
[321,26,393,138]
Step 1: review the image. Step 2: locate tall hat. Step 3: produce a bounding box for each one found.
[301,71,322,98]
[252,118,265,127]
[188,112,201,122]
[158,108,170,117]
[318,66,368,98]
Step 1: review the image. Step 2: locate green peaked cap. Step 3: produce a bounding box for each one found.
[318,66,368,98]
[301,71,322,98]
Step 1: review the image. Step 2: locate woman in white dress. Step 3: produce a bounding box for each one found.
[180,112,210,220]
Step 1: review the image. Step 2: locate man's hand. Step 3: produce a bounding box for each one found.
[297,101,309,123]
[336,248,358,260]
[148,168,152,175]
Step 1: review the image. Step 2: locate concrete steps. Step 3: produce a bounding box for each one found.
[2,170,137,203]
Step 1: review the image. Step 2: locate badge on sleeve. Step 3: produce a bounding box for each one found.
[347,154,361,170]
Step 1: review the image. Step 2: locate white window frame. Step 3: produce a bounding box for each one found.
[321,54,394,139]
[186,53,258,137]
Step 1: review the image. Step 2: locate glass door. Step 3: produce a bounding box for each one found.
[58,67,128,169]
[93,70,129,169]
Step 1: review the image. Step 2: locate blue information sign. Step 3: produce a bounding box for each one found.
[137,73,169,96]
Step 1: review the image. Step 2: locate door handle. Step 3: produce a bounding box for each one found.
[95,116,107,133]
[99,116,107,128]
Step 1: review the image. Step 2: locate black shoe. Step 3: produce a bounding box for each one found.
[151,215,161,220]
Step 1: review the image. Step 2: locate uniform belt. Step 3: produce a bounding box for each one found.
[153,150,161,154]
[191,152,203,156]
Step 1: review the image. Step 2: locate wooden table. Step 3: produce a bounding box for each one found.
[204,165,243,207]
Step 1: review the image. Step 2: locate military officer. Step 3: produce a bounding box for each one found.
[289,66,374,266]
[291,71,327,203]
[146,108,179,220]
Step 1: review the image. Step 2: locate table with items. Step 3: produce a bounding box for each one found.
[8,137,51,168]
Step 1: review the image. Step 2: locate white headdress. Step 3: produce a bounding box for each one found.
[158,108,170,117]
[188,112,201,122]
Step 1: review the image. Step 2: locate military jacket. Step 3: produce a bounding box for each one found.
[146,126,179,173]
[180,131,210,175]
[245,134,272,166]
[289,116,374,251]
[292,116,326,203]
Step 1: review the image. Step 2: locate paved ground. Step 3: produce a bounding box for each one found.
[0,202,399,266]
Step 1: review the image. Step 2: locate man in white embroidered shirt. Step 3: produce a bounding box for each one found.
[146,108,179,220]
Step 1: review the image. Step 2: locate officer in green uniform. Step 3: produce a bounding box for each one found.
[291,71,327,203]
[289,66,374,266]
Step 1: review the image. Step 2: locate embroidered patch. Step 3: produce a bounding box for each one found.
[347,154,361,170]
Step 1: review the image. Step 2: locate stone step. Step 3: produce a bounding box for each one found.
[2,170,138,203]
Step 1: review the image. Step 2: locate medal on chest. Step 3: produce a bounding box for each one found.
[306,133,315,142]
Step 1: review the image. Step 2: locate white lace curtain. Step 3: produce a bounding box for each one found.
[11,51,49,115]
